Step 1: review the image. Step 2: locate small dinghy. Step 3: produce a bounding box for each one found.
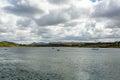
[4,49,8,50]
[57,49,60,51]
[92,48,99,50]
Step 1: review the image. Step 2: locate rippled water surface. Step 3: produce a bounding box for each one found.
[0,47,120,80]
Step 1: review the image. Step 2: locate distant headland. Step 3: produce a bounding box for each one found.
[0,41,120,48]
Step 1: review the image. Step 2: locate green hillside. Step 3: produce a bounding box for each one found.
[0,41,18,47]
[0,41,120,48]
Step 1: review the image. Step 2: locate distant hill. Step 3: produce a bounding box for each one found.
[0,41,18,47]
[31,42,47,44]
[0,41,120,48]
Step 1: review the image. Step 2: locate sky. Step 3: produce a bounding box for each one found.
[0,0,120,43]
[90,0,96,2]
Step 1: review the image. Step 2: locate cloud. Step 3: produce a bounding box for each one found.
[89,0,120,41]
[47,0,70,4]
[36,9,71,26]
[3,0,44,17]
[16,18,36,30]
[36,5,90,26]
[0,0,120,43]
[92,0,120,18]
[4,5,44,17]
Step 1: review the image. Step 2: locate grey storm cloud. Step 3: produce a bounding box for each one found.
[92,0,120,19]
[36,6,87,26]
[65,6,88,19]
[0,0,120,43]
[0,27,7,33]
[17,18,33,28]
[3,0,44,17]
[91,0,120,32]
[36,28,51,35]
[36,10,71,26]
[105,20,120,28]
[61,36,91,41]
[47,0,69,4]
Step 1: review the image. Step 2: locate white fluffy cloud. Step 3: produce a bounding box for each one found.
[0,0,120,43]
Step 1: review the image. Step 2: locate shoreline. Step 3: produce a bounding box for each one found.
[0,41,120,48]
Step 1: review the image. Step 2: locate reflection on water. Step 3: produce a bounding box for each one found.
[0,47,120,80]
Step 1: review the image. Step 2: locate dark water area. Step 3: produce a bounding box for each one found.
[0,47,120,80]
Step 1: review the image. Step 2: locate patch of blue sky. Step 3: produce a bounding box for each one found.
[90,0,96,2]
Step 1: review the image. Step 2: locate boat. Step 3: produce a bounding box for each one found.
[52,47,54,49]
[4,49,8,50]
[57,49,60,51]
[92,47,99,50]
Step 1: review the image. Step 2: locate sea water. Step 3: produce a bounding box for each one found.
[0,47,120,80]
